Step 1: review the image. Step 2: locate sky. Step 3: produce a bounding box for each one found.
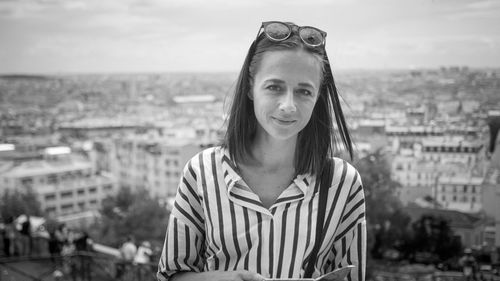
[0,0,499,74]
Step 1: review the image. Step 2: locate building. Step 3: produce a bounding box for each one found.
[435,175,484,213]
[0,146,117,216]
[482,112,500,248]
[93,135,201,199]
[391,151,437,205]
[421,137,485,168]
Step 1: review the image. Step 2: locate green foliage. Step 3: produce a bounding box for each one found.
[354,150,413,261]
[91,186,170,248]
[405,215,462,262]
[353,149,404,225]
[0,187,42,221]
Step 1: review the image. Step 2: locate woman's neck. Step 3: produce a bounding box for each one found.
[249,134,296,171]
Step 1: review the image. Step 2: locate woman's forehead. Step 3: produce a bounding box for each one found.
[255,50,322,85]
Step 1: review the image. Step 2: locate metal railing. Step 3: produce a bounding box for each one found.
[0,252,157,281]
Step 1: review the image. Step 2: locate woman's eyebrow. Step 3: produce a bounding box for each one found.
[263,79,285,84]
[298,82,315,88]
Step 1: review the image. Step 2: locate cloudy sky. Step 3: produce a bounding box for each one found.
[0,0,499,74]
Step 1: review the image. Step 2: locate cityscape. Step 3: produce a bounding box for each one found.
[1,66,500,280]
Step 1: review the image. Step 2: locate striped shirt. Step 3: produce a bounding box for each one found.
[157,146,366,281]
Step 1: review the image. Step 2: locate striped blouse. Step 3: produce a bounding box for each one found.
[157,146,366,281]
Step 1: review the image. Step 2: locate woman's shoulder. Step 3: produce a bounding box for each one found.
[331,157,358,172]
[184,146,226,168]
[330,157,361,180]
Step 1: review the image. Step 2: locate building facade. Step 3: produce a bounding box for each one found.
[0,147,117,216]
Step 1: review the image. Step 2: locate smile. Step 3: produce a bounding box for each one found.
[272,117,296,126]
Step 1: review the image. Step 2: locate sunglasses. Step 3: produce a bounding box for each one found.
[257,21,327,47]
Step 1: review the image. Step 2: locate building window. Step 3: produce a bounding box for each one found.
[45,193,56,201]
[78,202,85,209]
[45,206,57,213]
[60,191,73,198]
[463,185,468,193]
[61,204,73,211]
[472,186,476,193]
[89,199,98,206]
[47,174,57,184]
[103,185,113,191]
[77,189,85,195]
[89,187,97,194]
[453,195,457,202]
[21,177,33,186]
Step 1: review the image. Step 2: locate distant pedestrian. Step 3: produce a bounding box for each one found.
[2,217,16,257]
[116,236,137,279]
[134,241,153,280]
[459,248,478,281]
[134,241,152,264]
[120,236,137,262]
[19,215,33,256]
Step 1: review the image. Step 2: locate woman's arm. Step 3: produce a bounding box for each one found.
[157,159,206,281]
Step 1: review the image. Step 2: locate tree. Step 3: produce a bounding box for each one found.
[353,149,411,260]
[91,186,170,248]
[0,187,42,221]
[404,215,462,263]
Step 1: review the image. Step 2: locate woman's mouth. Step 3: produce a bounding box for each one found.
[272,117,296,126]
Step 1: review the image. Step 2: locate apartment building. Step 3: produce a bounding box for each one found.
[435,175,484,213]
[391,151,437,205]
[421,137,485,167]
[0,146,116,216]
[94,135,201,199]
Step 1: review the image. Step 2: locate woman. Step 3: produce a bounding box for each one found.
[158,21,366,281]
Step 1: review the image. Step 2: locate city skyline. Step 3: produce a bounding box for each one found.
[1,0,500,74]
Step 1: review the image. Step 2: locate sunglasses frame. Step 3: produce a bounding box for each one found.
[257,21,327,47]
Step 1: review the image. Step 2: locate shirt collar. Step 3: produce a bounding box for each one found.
[220,147,315,213]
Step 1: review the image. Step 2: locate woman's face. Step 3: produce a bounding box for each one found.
[250,50,322,142]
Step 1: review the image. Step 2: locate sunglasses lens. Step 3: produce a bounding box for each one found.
[264,22,291,41]
[299,27,324,46]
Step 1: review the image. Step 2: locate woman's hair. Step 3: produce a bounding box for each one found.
[223,28,353,176]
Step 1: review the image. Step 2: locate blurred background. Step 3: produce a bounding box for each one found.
[1,0,500,280]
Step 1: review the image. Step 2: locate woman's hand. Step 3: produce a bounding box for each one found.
[171,270,266,281]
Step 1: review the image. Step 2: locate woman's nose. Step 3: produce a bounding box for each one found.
[279,91,297,113]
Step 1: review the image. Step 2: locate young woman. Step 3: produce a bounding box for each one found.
[158,21,366,281]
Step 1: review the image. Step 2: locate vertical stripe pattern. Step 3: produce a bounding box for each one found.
[158,147,366,281]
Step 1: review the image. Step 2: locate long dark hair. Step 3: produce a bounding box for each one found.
[223,29,353,176]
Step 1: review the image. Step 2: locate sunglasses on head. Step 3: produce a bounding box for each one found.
[257,21,327,47]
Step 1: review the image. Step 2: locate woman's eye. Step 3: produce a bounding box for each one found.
[297,89,312,96]
[266,85,281,91]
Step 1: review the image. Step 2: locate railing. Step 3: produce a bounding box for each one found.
[0,252,157,281]
[372,270,500,281]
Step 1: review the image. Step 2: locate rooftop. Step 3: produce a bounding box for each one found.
[0,156,92,178]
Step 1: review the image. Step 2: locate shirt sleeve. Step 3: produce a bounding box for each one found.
[330,170,366,281]
[157,158,206,281]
